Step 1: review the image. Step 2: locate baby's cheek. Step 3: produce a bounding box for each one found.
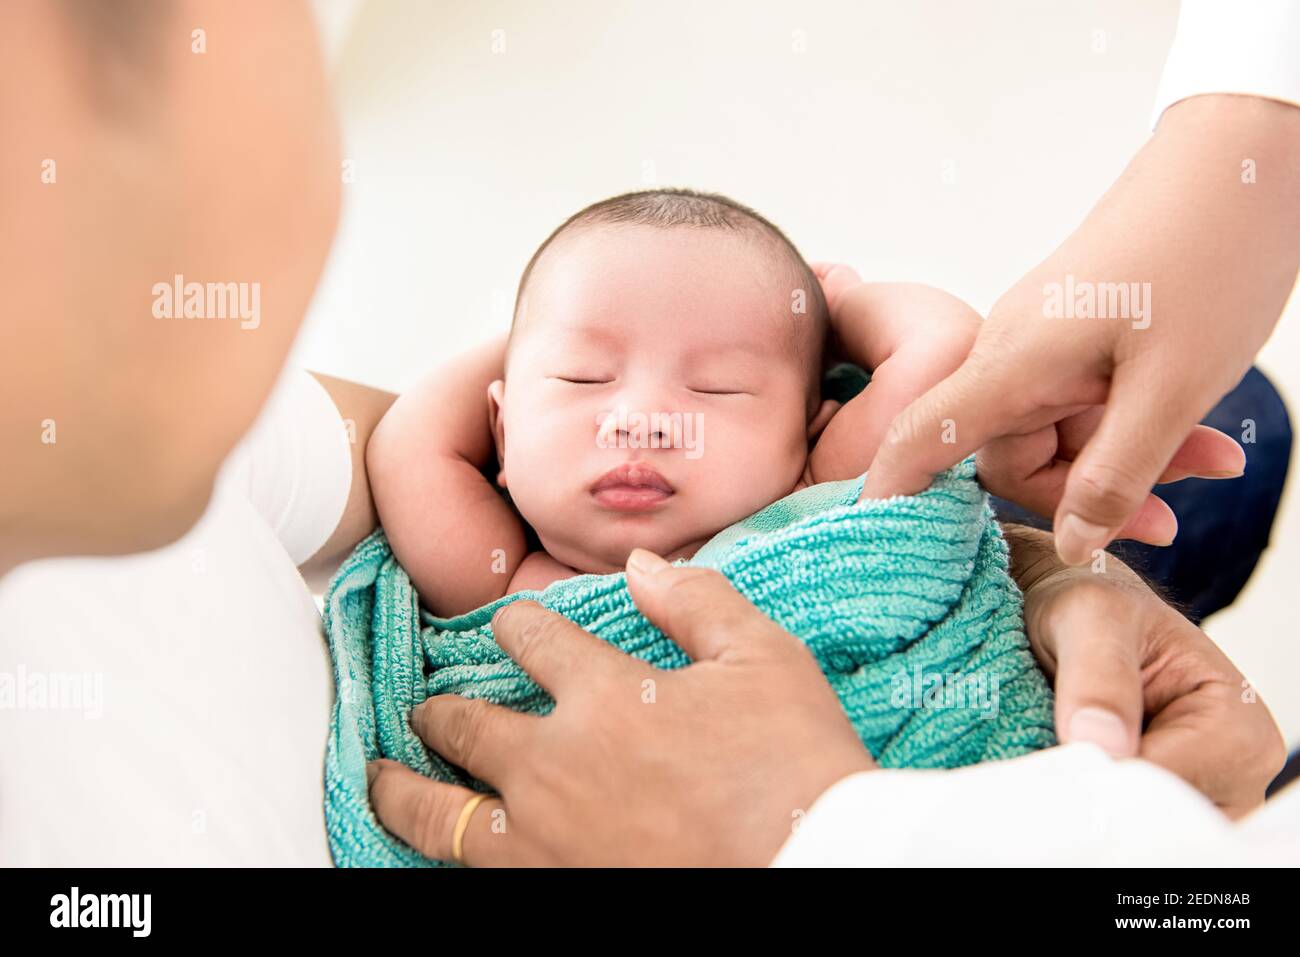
[504,446,564,522]
[700,412,807,514]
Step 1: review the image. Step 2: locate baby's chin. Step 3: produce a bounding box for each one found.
[525,473,808,575]
[537,525,716,576]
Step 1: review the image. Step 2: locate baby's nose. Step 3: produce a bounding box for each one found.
[595,405,673,448]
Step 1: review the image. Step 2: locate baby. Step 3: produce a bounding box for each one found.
[368,189,980,617]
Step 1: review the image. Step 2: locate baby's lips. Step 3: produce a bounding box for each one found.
[589,462,675,494]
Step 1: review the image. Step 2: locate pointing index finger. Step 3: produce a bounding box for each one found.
[860,359,1020,500]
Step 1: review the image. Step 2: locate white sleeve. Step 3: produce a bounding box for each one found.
[218,368,353,566]
[771,743,1299,866]
[1151,0,1300,127]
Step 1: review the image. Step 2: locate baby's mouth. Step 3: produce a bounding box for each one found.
[589,463,675,512]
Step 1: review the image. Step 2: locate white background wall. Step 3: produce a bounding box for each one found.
[300,0,1300,745]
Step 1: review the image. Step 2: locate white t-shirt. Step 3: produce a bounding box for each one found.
[773,744,1300,867]
[1151,0,1300,127]
[0,371,351,865]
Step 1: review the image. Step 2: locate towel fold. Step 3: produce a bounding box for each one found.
[322,457,1056,867]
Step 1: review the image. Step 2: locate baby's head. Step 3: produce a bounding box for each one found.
[489,189,833,574]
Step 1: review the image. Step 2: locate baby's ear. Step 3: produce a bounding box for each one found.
[487,379,508,487]
[806,398,840,443]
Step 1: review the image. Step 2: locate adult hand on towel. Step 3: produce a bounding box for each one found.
[368,534,1284,864]
[1008,525,1287,819]
[859,95,1300,565]
[367,549,875,866]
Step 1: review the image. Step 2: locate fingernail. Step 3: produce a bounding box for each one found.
[366,761,380,786]
[491,601,517,629]
[1056,514,1113,565]
[1203,469,1244,479]
[627,548,669,576]
[1066,707,1134,758]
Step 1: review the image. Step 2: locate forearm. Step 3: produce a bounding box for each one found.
[1003,522,1155,680]
[1003,523,1076,595]
[810,282,979,483]
[366,336,527,615]
[1004,522,1147,596]
[1136,96,1300,348]
[381,452,527,615]
[995,95,1300,405]
[828,282,977,368]
[810,340,972,482]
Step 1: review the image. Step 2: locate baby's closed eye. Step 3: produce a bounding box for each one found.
[549,375,612,385]
[687,386,751,396]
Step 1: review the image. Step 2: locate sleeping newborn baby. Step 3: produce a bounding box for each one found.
[368,189,982,617]
[334,197,1057,865]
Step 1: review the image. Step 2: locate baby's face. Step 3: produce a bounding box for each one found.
[492,224,819,574]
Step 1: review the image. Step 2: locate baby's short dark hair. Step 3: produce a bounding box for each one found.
[512,188,829,403]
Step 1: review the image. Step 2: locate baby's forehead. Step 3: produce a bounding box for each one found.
[515,223,810,351]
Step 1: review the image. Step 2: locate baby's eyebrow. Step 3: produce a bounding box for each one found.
[533,317,789,364]
[536,320,622,349]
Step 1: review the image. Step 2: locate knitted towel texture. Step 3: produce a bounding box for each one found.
[322,457,1056,867]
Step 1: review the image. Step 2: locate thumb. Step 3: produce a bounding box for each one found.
[624,549,795,662]
[1046,596,1144,759]
[1053,366,1203,564]
[861,356,1018,500]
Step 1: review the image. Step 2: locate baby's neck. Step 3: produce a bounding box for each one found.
[508,533,715,596]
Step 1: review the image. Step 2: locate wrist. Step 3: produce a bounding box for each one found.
[1002,524,1062,594]
[1004,523,1150,624]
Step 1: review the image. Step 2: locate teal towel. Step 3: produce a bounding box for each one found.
[322,458,1056,867]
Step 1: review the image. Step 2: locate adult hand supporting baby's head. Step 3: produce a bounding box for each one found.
[366,551,874,866]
